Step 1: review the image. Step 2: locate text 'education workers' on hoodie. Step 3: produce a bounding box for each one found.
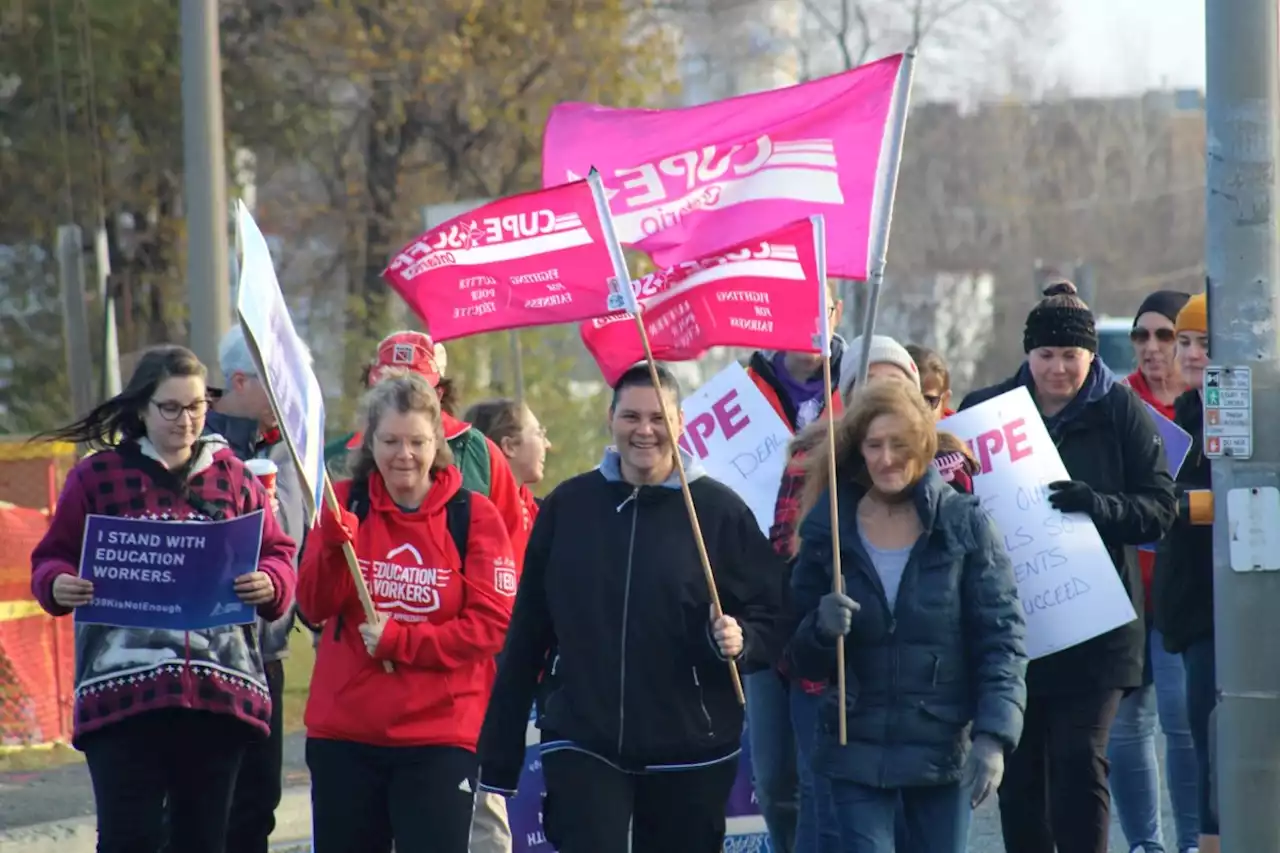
[476,448,788,794]
[298,466,515,751]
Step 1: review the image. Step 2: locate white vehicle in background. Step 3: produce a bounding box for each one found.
[1096,315,1137,376]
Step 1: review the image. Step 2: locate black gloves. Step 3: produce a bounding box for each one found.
[1047,480,1097,515]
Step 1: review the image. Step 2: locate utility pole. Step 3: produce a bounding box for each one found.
[181,0,230,385]
[56,225,95,419]
[1204,0,1280,850]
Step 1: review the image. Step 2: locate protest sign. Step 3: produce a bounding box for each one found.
[75,512,265,631]
[939,388,1138,659]
[1145,402,1192,477]
[545,53,909,279]
[677,363,792,535]
[582,218,826,386]
[507,712,767,853]
[235,202,327,517]
[383,180,621,340]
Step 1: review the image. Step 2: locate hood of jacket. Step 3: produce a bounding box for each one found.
[597,446,706,488]
[368,463,464,514]
[1014,357,1117,437]
[137,434,230,476]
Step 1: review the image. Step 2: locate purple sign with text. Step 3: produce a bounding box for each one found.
[507,715,769,852]
[1140,403,1193,554]
[75,512,265,631]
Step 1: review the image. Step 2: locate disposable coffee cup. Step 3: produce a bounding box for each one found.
[245,458,279,498]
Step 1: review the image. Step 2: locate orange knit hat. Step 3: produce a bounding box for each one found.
[1176,293,1207,334]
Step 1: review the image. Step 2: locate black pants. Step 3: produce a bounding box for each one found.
[306,737,477,853]
[541,748,738,853]
[997,688,1123,853]
[1184,636,1219,834]
[82,709,251,853]
[225,659,285,853]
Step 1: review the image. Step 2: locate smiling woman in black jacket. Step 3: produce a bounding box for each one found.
[476,365,786,853]
[961,281,1176,853]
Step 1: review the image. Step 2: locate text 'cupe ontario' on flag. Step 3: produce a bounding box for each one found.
[381,179,624,341]
[544,53,909,280]
[581,217,829,386]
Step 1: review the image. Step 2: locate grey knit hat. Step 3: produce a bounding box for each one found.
[838,335,922,401]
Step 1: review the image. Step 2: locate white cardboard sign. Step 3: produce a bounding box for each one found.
[940,387,1138,659]
[678,363,792,534]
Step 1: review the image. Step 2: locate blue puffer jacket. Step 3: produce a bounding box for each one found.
[788,467,1028,788]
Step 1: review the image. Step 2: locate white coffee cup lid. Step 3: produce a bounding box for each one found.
[245,458,279,476]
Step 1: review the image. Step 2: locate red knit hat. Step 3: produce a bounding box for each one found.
[370,331,441,387]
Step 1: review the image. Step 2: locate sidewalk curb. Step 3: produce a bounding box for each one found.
[0,785,312,852]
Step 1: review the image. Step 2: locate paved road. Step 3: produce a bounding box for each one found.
[0,733,1181,852]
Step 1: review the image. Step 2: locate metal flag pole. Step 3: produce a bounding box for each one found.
[855,51,917,389]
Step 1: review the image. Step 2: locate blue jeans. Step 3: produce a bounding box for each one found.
[790,684,841,853]
[829,781,969,853]
[1183,636,1219,835]
[746,671,798,853]
[1107,626,1201,852]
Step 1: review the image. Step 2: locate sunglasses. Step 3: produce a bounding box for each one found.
[1130,328,1176,344]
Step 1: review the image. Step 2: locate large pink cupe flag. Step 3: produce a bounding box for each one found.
[544,53,909,280]
[581,217,828,385]
[382,180,623,341]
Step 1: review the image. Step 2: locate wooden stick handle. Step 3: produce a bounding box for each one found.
[322,471,394,674]
[632,312,745,705]
[822,352,847,746]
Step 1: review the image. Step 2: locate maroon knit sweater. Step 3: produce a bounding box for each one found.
[30,440,297,744]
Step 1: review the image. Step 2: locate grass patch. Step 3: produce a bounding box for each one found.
[281,629,317,734]
[0,742,81,774]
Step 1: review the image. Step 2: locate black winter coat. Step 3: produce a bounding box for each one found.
[1152,389,1214,653]
[477,458,787,795]
[960,372,1176,696]
[788,467,1028,788]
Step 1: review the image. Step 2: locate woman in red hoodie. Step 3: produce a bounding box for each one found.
[299,374,515,853]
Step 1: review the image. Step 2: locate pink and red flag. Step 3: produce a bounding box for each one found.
[581,217,828,385]
[544,54,908,279]
[382,180,621,341]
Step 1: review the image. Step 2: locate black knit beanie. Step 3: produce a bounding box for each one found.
[1023,281,1098,353]
[1133,290,1191,326]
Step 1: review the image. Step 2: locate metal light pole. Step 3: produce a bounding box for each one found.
[181,0,230,384]
[1204,0,1280,849]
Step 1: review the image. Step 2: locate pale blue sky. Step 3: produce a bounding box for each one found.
[1056,0,1205,94]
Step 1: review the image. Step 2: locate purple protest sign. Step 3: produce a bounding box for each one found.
[1139,403,1193,555]
[507,715,769,852]
[75,512,265,631]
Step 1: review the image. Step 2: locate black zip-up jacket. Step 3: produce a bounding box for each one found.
[1152,389,1214,653]
[961,370,1176,696]
[477,451,786,794]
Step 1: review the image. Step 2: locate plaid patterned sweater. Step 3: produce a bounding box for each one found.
[30,438,297,744]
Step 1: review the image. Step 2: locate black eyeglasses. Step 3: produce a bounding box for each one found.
[1130,328,1176,344]
[151,398,210,421]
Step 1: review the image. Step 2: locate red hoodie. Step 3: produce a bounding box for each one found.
[1124,370,1179,611]
[298,466,514,750]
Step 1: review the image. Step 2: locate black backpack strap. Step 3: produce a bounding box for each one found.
[446,489,472,570]
[346,478,371,522]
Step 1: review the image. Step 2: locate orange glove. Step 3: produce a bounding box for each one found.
[1183,490,1214,526]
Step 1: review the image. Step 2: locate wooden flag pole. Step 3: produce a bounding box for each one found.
[631,310,746,706]
[821,355,847,746]
[322,470,393,674]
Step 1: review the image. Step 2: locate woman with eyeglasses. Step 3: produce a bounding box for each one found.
[1110,291,1201,853]
[28,346,297,853]
[904,345,955,420]
[464,398,552,561]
